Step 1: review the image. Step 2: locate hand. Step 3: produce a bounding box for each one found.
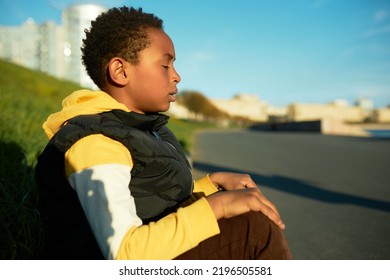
[208,172,258,191]
[206,173,285,230]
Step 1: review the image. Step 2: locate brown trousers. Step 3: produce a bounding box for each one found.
[175,211,293,260]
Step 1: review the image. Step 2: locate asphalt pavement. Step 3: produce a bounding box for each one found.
[192,129,390,260]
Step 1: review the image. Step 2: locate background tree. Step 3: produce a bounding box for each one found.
[177,90,229,121]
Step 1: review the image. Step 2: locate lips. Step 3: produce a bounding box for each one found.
[169,89,177,102]
[168,93,176,102]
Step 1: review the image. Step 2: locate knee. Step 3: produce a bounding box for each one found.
[242,211,275,234]
[240,211,293,259]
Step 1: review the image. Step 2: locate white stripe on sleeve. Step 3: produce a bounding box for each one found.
[68,164,142,259]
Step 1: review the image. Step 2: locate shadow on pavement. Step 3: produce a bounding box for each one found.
[193,161,390,213]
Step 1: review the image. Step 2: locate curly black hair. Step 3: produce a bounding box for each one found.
[81,6,163,89]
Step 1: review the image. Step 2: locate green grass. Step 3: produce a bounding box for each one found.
[0,59,216,259]
[167,118,219,154]
[0,59,80,259]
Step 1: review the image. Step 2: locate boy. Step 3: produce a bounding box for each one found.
[35,6,292,260]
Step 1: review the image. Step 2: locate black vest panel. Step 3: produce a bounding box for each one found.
[35,110,193,259]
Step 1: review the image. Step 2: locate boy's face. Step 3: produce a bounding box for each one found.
[124,28,181,114]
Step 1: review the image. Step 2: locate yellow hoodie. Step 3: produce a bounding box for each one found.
[43,89,220,259]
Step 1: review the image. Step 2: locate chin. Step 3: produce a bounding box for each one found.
[159,103,171,113]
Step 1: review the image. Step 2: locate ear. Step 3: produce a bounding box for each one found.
[107,57,129,86]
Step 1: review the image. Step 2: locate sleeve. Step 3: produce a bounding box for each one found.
[193,174,219,195]
[116,197,220,260]
[66,134,220,260]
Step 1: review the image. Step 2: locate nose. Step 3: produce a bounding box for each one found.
[173,67,181,84]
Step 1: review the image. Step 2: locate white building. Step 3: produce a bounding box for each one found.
[0,18,41,70]
[0,4,107,88]
[39,21,65,78]
[61,4,107,88]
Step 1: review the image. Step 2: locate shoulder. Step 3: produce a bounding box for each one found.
[65,134,133,177]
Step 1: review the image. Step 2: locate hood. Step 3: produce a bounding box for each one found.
[43,89,130,139]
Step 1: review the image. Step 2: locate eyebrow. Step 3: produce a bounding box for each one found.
[164,53,175,61]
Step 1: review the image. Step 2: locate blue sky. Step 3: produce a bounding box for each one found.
[1,0,390,108]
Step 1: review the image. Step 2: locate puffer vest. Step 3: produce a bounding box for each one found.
[35,110,193,259]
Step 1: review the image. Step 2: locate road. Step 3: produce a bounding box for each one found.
[192,129,390,260]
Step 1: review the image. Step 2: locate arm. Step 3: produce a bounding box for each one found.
[116,197,219,259]
[66,135,220,259]
[193,174,219,195]
[207,172,286,230]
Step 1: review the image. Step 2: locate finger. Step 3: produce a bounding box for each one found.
[243,181,257,189]
[259,196,280,216]
[250,187,280,216]
[258,203,285,230]
[251,194,285,230]
[241,177,258,189]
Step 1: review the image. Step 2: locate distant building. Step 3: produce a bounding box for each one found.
[287,101,365,123]
[267,105,288,122]
[62,4,107,88]
[372,108,390,123]
[39,21,66,78]
[0,4,107,88]
[211,94,269,122]
[0,18,41,70]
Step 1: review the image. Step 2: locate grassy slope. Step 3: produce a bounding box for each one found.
[0,59,81,259]
[0,59,81,162]
[0,59,215,259]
